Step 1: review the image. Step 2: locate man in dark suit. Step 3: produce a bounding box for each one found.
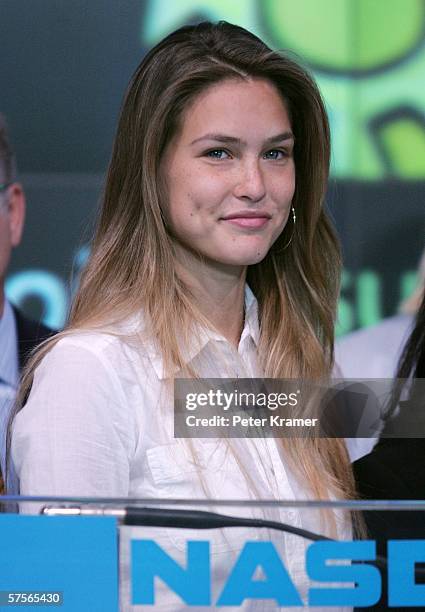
[0,114,52,493]
[11,306,52,371]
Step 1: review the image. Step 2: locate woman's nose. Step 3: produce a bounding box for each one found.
[232,160,266,202]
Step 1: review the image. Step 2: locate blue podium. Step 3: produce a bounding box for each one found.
[1,497,425,610]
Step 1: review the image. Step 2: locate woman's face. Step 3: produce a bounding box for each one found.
[162,78,295,268]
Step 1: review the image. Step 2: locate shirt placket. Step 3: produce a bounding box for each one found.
[263,436,309,595]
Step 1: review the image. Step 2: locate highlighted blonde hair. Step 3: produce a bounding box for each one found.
[10,22,355,511]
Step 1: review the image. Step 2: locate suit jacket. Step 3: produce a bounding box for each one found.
[0,307,54,497]
[12,306,54,371]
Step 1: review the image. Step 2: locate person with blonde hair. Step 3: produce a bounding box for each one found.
[10,21,354,609]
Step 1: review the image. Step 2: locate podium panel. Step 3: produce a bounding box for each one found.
[1,497,425,610]
[0,514,118,611]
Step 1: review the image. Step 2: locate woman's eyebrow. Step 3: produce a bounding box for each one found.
[190,131,294,146]
[266,131,295,145]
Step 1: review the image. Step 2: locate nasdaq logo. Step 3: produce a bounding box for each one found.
[132,539,425,607]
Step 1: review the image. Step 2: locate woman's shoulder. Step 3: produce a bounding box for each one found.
[48,328,123,354]
[36,316,158,386]
[24,320,156,420]
[38,330,125,375]
[45,313,149,360]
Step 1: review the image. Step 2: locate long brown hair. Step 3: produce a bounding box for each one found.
[9,21,354,507]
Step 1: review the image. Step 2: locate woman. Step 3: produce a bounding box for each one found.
[353,291,425,611]
[10,21,354,609]
[354,292,425,503]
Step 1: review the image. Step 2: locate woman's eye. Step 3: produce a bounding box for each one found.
[263,149,287,160]
[205,149,231,160]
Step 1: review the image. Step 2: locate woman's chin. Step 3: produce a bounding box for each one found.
[216,250,269,267]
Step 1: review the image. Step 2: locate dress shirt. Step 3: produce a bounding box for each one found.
[336,314,413,379]
[0,299,19,483]
[12,285,351,611]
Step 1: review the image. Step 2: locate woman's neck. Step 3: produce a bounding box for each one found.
[174,251,247,347]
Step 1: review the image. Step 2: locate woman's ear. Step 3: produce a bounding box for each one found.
[7,182,26,247]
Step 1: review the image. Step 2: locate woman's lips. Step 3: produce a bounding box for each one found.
[222,216,270,229]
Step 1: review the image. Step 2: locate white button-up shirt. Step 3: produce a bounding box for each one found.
[12,286,351,611]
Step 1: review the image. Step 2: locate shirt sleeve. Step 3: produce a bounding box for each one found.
[11,338,135,499]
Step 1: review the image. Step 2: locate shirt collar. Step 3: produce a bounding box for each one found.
[148,284,260,379]
[240,283,260,347]
[0,299,19,388]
